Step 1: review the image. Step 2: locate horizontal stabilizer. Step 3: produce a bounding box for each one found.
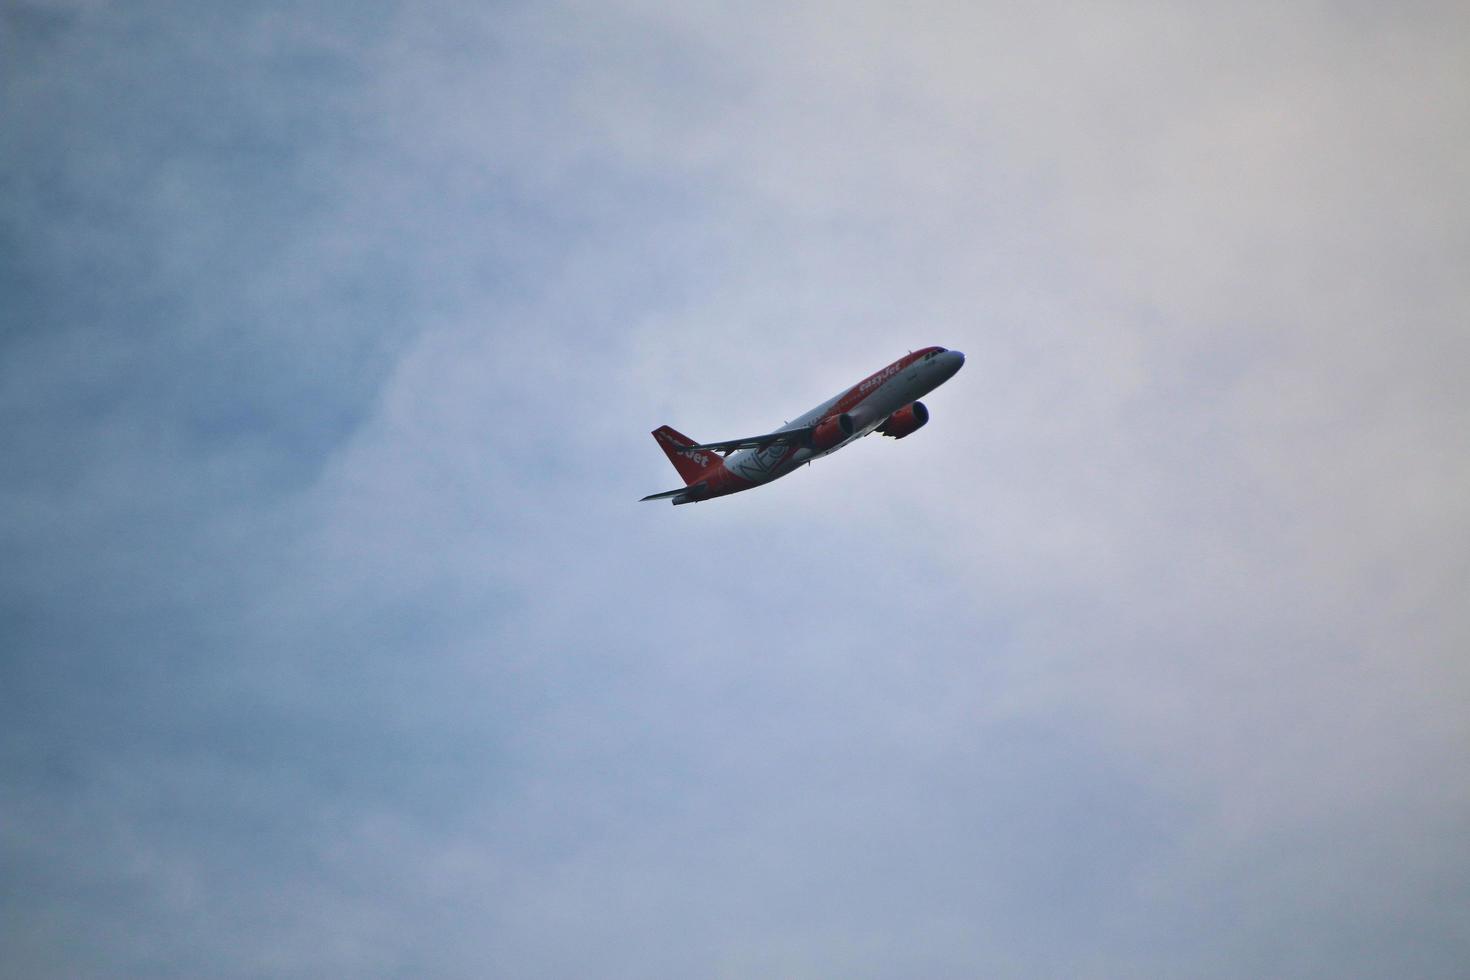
[640,482,706,502]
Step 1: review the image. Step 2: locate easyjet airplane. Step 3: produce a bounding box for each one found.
[642,346,965,504]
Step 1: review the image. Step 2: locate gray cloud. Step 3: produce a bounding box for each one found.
[3,1,1468,977]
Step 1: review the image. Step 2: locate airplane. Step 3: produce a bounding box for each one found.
[641,346,965,504]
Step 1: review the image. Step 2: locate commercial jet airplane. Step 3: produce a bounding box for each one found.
[641,346,965,504]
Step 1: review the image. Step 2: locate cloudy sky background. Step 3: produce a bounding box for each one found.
[4,1,1468,976]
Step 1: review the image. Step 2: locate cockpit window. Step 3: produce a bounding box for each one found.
[923,347,946,360]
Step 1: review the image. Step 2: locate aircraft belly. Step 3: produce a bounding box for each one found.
[858,375,925,426]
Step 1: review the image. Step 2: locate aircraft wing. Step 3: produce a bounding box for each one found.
[685,426,815,454]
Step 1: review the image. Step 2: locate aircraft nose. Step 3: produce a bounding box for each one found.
[946,349,965,374]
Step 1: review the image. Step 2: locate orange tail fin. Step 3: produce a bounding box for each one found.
[652,426,716,484]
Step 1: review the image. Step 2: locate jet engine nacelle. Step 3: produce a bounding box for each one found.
[809,412,855,451]
[879,401,929,439]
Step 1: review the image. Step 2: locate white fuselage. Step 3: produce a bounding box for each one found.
[724,348,965,486]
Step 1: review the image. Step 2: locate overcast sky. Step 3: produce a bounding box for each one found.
[4,1,1468,977]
